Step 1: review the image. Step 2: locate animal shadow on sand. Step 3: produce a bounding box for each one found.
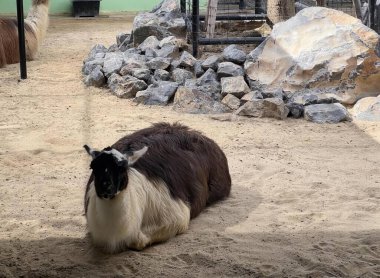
[1,187,379,277]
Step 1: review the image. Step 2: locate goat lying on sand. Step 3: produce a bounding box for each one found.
[84,122,231,253]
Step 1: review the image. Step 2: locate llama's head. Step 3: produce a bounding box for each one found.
[84,145,148,200]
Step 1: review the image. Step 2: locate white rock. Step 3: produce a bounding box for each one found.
[245,7,380,105]
[352,97,380,121]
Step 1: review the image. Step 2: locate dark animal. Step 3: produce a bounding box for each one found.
[84,122,231,252]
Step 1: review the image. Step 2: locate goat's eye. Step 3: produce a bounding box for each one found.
[105,168,108,173]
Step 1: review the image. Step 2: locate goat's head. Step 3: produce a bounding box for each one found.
[84,145,148,200]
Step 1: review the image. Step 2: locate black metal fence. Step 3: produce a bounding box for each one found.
[185,0,267,56]
[184,0,380,57]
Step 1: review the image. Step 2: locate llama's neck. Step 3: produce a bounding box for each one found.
[25,2,49,45]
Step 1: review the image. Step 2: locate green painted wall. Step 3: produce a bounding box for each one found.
[0,0,167,15]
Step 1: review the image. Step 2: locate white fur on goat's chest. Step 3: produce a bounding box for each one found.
[86,168,190,251]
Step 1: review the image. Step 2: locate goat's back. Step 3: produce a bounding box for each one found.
[112,122,231,218]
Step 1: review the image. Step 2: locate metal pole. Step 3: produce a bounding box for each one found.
[239,0,246,10]
[180,0,186,14]
[16,0,27,79]
[192,0,199,57]
[369,0,375,30]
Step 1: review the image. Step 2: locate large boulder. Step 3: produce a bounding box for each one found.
[245,7,380,105]
[132,0,186,45]
[352,96,380,121]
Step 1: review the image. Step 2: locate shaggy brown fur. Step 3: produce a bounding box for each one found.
[0,0,49,68]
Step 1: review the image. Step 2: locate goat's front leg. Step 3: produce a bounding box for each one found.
[128,231,151,251]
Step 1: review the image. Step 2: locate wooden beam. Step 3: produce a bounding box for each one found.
[205,0,218,38]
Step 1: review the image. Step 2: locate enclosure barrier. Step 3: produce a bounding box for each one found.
[188,0,267,56]
[186,0,380,57]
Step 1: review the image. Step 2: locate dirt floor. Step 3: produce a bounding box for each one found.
[0,16,380,278]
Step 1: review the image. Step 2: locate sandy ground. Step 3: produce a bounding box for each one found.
[0,16,380,278]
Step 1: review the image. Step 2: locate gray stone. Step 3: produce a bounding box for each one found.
[138,36,160,52]
[146,57,171,70]
[154,69,171,81]
[107,73,124,95]
[107,74,148,98]
[195,69,221,99]
[123,48,142,55]
[286,103,304,118]
[151,0,179,13]
[235,98,289,120]
[159,36,187,49]
[223,45,246,65]
[133,13,171,45]
[132,0,185,45]
[221,94,241,110]
[84,66,105,87]
[123,53,146,64]
[288,90,340,106]
[304,103,350,123]
[120,62,146,76]
[170,59,181,70]
[179,51,197,69]
[201,55,222,71]
[165,17,186,37]
[352,97,380,121]
[173,86,230,114]
[86,44,108,62]
[194,61,205,77]
[156,45,180,59]
[241,91,264,102]
[159,36,177,48]
[93,52,105,59]
[261,89,285,100]
[132,68,152,82]
[144,47,158,60]
[103,52,124,78]
[135,81,179,105]
[221,76,250,98]
[83,59,104,75]
[108,44,119,52]
[172,68,193,85]
[116,33,131,47]
[217,62,244,78]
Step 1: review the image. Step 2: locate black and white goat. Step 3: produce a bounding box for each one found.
[83,122,231,252]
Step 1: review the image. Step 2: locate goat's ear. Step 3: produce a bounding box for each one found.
[127,146,148,166]
[84,145,100,159]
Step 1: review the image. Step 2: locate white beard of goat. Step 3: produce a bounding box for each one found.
[84,123,231,253]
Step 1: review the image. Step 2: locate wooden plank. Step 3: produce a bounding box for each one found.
[205,0,218,38]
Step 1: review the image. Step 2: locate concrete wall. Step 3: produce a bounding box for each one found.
[0,0,163,15]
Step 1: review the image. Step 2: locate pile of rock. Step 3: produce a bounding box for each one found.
[82,4,380,123]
